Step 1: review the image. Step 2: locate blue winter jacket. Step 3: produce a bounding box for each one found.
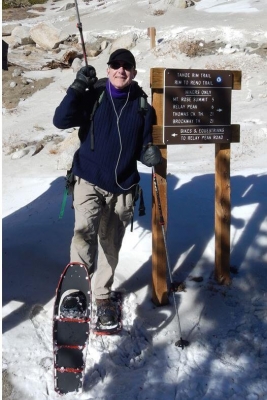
[53,82,154,193]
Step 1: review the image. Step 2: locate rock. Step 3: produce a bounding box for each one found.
[84,42,101,58]
[56,129,80,170]
[3,35,20,49]
[71,57,82,72]
[246,90,253,101]
[11,25,35,46]
[57,2,75,11]
[2,23,21,37]
[12,68,23,77]
[80,32,98,45]
[168,0,195,8]
[60,48,81,65]
[32,143,44,156]
[29,22,70,50]
[168,0,188,7]
[6,141,28,155]
[11,148,30,159]
[86,48,101,57]
[174,0,187,8]
[223,45,237,54]
[58,44,69,50]
[186,0,195,6]
[109,33,138,54]
[100,40,109,51]
[52,48,62,54]
[6,46,55,70]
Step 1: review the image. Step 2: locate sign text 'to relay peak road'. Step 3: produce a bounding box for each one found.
[164,69,233,144]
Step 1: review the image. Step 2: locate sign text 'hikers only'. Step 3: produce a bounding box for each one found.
[164,69,233,144]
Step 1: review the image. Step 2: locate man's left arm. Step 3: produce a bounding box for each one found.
[140,105,162,167]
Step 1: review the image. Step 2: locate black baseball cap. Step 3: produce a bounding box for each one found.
[107,48,136,69]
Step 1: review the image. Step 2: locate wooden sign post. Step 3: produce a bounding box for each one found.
[150,69,168,305]
[147,27,156,49]
[150,68,241,305]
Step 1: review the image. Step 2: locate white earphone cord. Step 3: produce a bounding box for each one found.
[108,81,137,192]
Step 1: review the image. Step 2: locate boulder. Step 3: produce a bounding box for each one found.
[175,0,187,7]
[2,23,21,37]
[57,2,75,11]
[2,35,20,50]
[11,25,35,45]
[29,22,70,50]
[11,148,30,159]
[56,129,80,170]
[163,0,188,7]
[60,48,81,65]
[79,31,98,45]
[109,33,138,54]
[71,57,82,72]
[100,40,109,51]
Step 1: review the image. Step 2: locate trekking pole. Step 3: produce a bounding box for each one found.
[74,0,88,67]
[152,167,189,349]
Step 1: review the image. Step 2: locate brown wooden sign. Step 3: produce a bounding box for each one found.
[150,67,241,305]
[164,69,233,144]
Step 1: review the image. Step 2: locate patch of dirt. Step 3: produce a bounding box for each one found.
[2,65,54,109]
[2,370,13,400]
[2,7,44,22]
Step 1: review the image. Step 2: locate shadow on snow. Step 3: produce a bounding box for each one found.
[2,170,267,399]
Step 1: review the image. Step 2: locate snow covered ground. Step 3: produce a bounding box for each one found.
[2,0,267,399]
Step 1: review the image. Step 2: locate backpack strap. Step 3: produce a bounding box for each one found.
[130,184,146,232]
[89,89,105,150]
[138,90,148,116]
[81,79,148,150]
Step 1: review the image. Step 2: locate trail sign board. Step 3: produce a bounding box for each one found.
[164,69,233,144]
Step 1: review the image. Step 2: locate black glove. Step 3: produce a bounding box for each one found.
[141,145,162,167]
[70,65,98,94]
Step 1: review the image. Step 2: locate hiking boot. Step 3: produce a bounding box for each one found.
[96,298,118,326]
[60,290,87,318]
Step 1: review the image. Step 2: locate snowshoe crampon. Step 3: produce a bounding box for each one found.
[53,263,91,394]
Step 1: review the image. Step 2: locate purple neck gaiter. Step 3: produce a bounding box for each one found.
[106,79,131,99]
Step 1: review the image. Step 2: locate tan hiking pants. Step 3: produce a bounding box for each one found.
[70,178,134,299]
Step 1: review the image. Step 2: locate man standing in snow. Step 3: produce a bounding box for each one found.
[53,48,161,328]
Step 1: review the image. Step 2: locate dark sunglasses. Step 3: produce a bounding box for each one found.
[109,61,133,71]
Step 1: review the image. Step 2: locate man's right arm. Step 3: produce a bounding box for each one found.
[53,87,86,129]
[53,65,97,129]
